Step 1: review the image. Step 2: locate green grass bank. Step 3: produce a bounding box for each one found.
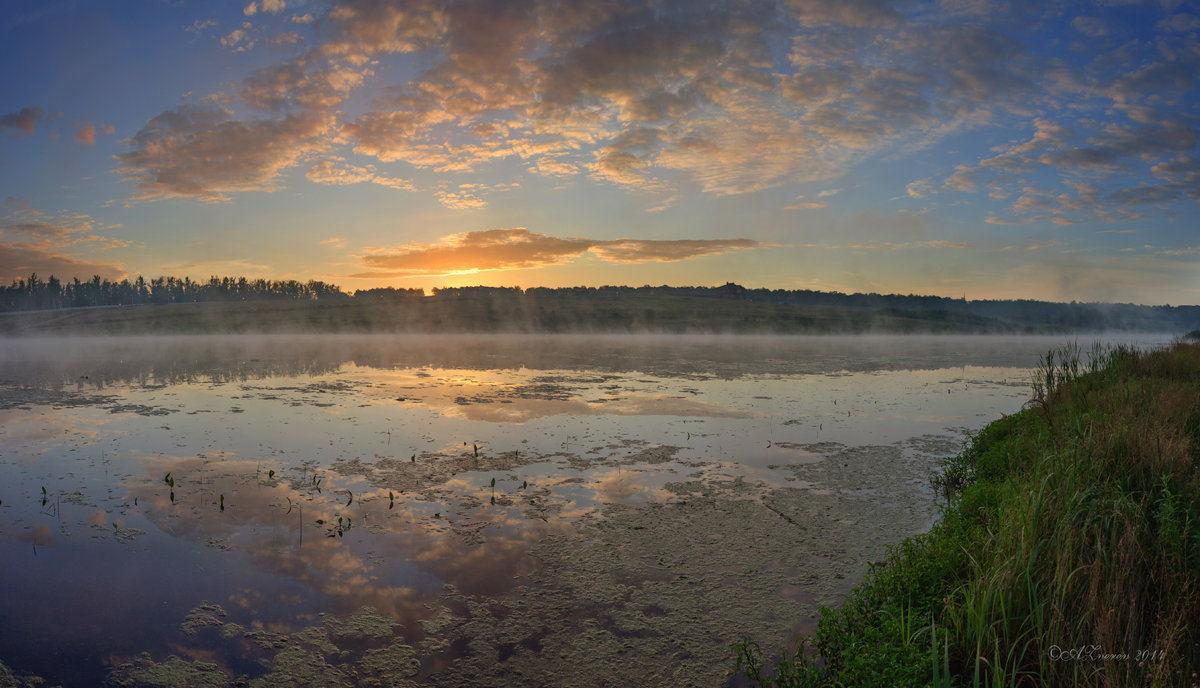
[737,340,1200,687]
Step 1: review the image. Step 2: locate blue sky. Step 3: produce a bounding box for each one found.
[1,0,1197,303]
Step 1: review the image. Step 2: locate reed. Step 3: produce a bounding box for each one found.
[736,341,1200,687]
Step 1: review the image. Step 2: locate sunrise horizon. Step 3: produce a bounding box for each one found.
[3,0,1198,307]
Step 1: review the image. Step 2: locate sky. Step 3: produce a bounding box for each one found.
[1,0,1198,304]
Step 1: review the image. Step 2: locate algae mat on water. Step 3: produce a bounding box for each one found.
[94,438,942,687]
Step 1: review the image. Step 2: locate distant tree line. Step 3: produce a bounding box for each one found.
[0,273,347,311]
[2,275,1197,332]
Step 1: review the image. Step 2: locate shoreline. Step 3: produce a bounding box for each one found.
[739,339,1200,687]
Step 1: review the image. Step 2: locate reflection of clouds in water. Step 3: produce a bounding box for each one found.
[435,390,752,423]
[361,366,754,422]
[603,394,753,418]
[125,452,551,625]
[0,335,1174,396]
[593,469,675,504]
[0,407,109,448]
[11,523,54,547]
[448,398,590,422]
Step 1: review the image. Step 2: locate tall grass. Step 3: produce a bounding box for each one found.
[738,340,1200,687]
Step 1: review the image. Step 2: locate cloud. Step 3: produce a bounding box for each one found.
[0,203,127,281]
[185,19,217,35]
[824,239,969,250]
[0,106,44,135]
[1071,16,1109,38]
[322,0,449,56]
[787,0,901,28]
[1,204,117,243]
[328,0,1037,199]
[905,179,931,198]
[942,165,980,192]
[0,243,125,283]
[306,158,377,186]
[354,228,765,277]
[115,102,333,202]
[1158,246,1200,257]
[305,157,416,193]
[244,0,284,17]
[435,190,488,210]
[221,23,255,51]
[1024,240,1059,250]
[1159,13,1200,32]
[241,56,372,112]
[268,32,301,46]
[358,229,596,276]
[941,94,1199,222]
[104,0,1200,225]
[591,238,763,262]
[75,124,96,145]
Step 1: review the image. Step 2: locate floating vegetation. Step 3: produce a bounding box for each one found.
[105,653,228,688]
[322,606,396,641]
[179,603,228,636]
[105,606,412,688]
[317,516,352,538]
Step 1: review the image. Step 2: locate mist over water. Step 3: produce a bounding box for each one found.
[0,332,1177,385]
[0,333,1175,685]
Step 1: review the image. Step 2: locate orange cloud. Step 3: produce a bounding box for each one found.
[354,228,764,277]
[1,203,120,245]
[75,123,96,145]
[0,242,124,283]
[307,158,414,193]
[101,0,1193,234]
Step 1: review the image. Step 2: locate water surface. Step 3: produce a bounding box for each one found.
[0,334,1171,685]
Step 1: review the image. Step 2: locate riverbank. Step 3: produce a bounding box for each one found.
[738,340,1200,687]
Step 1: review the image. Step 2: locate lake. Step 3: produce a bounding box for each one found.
[0,333,1172,686]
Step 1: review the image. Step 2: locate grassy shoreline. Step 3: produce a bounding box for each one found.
[738,340,1200,687]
